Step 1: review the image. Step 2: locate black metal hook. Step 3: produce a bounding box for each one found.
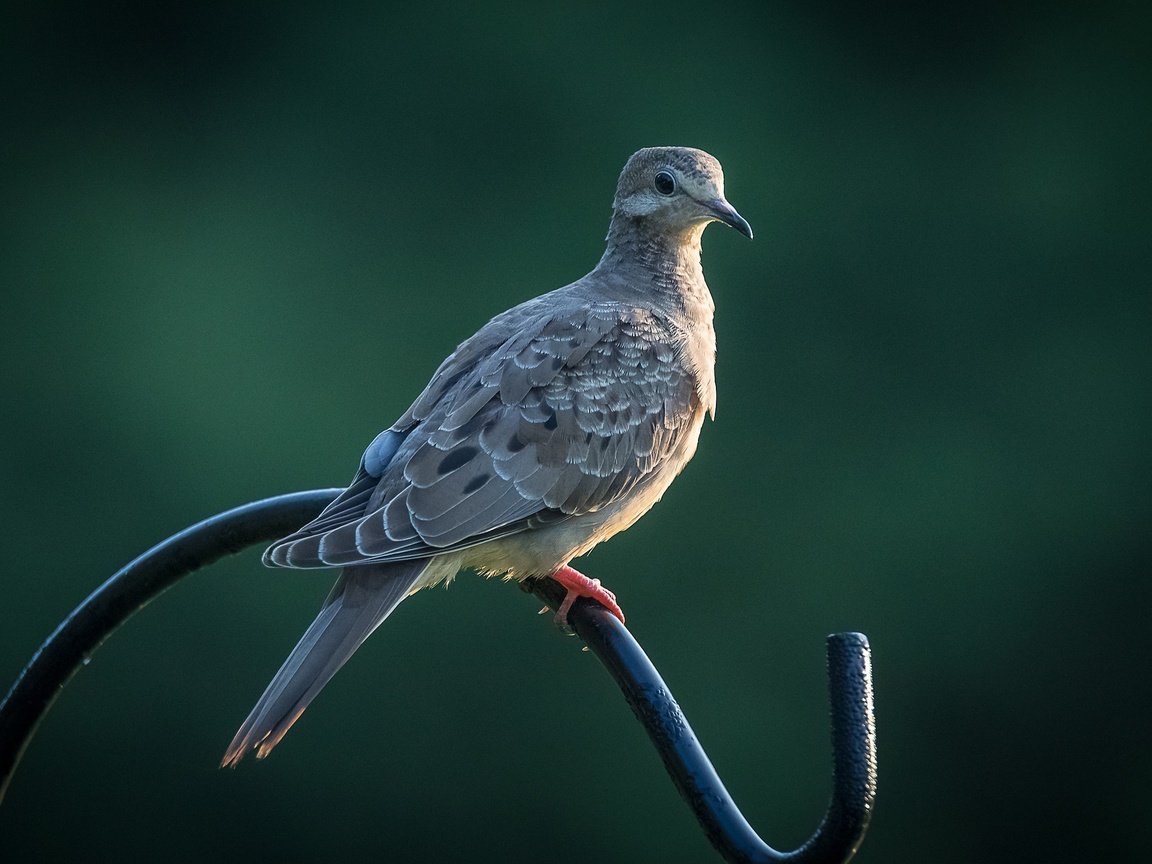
[0,489,877,863]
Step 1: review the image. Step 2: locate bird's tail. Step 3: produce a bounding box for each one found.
[221,560,427,767]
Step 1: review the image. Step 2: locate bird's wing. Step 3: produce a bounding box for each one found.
[265,301,702,568]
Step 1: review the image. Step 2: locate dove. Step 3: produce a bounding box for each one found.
[221,146,752,766]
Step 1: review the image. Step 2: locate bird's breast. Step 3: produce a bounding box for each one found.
[672,302,717,418]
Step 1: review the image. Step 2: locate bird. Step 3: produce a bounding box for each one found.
[221,146,752,767]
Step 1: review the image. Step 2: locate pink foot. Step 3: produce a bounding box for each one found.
[550,565,625,630]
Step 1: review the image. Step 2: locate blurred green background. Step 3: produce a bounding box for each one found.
[1,2,1149,862]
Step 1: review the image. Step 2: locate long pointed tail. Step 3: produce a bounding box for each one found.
[221,561,426,767]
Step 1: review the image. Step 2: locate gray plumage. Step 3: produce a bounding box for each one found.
[222,146,751,766]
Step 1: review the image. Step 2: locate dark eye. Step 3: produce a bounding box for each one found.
[654,171,676,195]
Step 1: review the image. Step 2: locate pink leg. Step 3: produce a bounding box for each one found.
[550,565,625,629]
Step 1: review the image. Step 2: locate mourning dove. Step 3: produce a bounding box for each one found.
[222,146,751,766]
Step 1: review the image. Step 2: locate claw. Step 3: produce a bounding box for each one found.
[549,565,626,630]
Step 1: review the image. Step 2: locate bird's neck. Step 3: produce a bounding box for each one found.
[597,217,708,303]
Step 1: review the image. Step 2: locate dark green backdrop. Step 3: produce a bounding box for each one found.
[2,2,1149,862]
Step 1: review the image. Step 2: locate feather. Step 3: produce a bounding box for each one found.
[221,561,426,766]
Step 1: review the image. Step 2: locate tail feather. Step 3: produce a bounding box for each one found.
[221,561,426,767]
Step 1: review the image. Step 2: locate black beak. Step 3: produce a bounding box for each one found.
[705,198,753,239]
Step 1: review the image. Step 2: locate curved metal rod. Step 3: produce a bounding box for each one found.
[0,488,344,804]
[0,489,876,863]
[528,578,876,863]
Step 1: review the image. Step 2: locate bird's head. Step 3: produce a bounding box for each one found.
[611,146,752,240]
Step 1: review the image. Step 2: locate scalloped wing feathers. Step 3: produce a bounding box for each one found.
[264,301,701,570]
